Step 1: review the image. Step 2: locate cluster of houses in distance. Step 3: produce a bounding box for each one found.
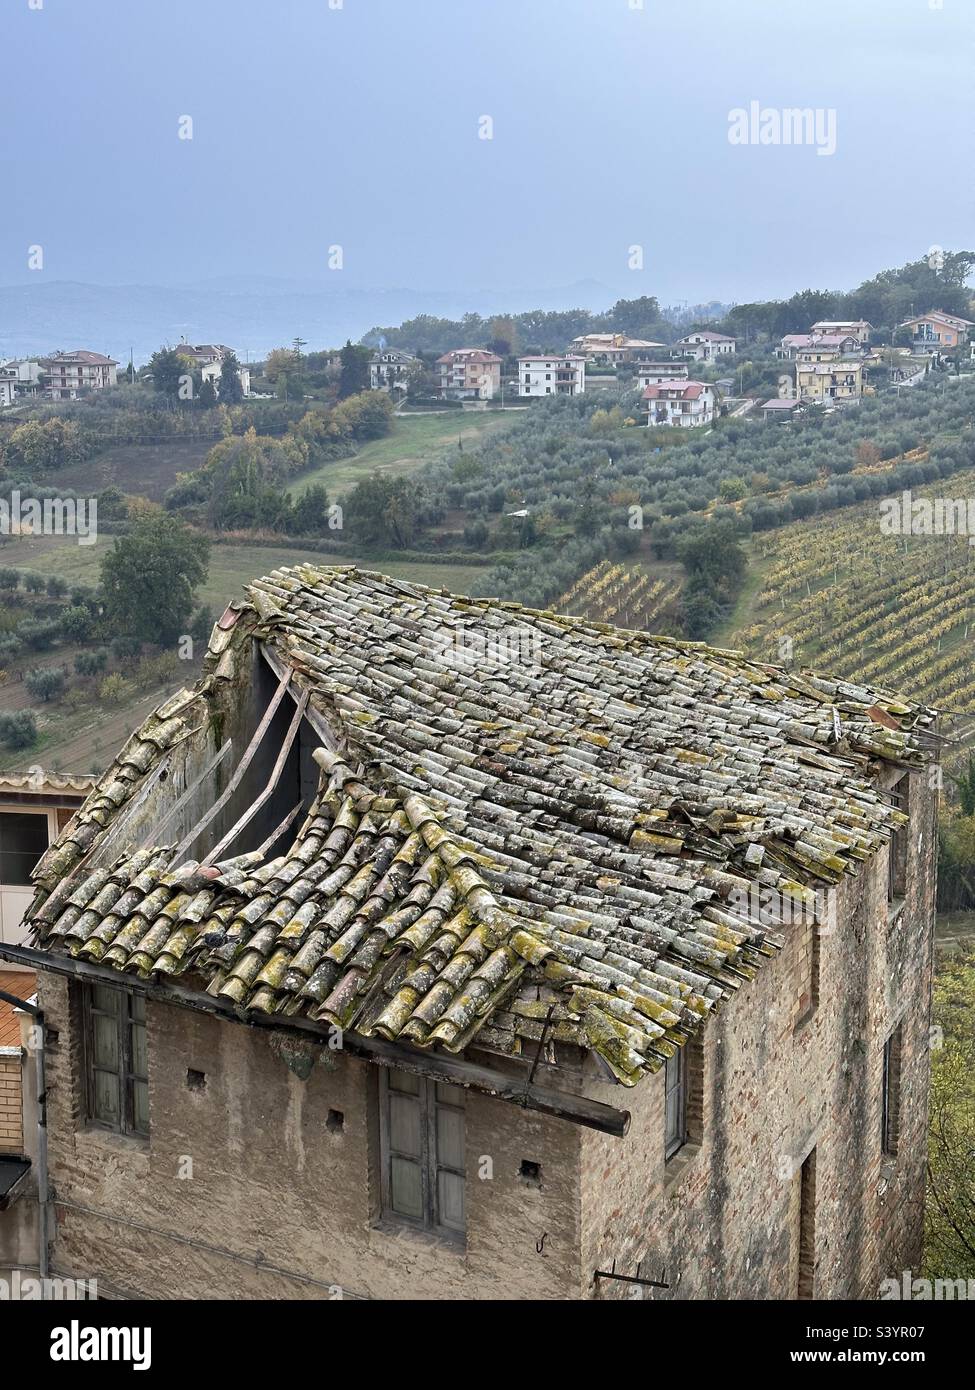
[371,309,974,429]
[0,341,251,408]
[2,310,971,431]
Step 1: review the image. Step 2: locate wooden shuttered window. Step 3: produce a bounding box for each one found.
[380,1069,465,1238]
[84,984,149,1138]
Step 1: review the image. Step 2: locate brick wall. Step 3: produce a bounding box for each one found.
[33,769,936,1301]
[0,1055,24,1153]
[577,768,936,1299]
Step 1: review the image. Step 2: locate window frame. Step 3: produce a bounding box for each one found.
[664,1046,688,1161]
[0,806,55,887]
[378,1068,466,1240]
[887,775,910,906]
[82,983,149,1140]
[881,1025,902,1157]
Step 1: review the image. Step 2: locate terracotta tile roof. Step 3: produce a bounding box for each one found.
[436,350,502,365]
[642,381,709,400]
[0,772,98,796]
[42,351,118,366]
[900,311,975,330]
[19,568,936,1087]
[0,971,35,1048]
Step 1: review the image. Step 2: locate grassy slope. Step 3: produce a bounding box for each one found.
[1,534,489,612]
[53,439,215,503]
[292,410,514,496]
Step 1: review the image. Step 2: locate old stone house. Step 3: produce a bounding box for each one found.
[0,567,937,1300]
[0,772,96,1280]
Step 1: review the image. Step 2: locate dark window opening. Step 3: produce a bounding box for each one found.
[326,1108,344,1133]
[83,984,148,1138]
[797,1147,816,1299]
[882,1026,902,1156]
[888,775,910,904]
[519,1159,541,1185]
[0,811,50,886]
[186,1068,206,1091]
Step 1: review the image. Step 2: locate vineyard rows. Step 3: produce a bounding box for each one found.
[731,468,975,726]
[555,560,682,633]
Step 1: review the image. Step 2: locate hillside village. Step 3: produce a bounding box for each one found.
[4,306,973,423]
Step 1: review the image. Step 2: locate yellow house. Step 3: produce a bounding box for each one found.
[796,360,863,402]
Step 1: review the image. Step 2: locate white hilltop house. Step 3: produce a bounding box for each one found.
[517,355,586,397]
[642,380,716,428]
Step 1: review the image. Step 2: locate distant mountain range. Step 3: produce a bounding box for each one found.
[0,277,622,365]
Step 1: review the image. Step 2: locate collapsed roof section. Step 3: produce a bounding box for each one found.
[23,566,937,1088]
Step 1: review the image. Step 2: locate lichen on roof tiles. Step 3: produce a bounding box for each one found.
[22,565,937,1087]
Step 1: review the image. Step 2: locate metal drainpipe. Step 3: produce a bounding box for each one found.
[0,987,50,1291]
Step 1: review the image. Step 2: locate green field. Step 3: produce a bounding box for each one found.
[292,409,515,497]
[0,534,490,613]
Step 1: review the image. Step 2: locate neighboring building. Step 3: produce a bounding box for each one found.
[200,359,251,398]
[761,397,803,422]
[0,969,37,1281]
[795,337,861,364]
[900,311,975,354]
[0,566,937,1300]
[369,348,416,392]
[634,361,689,389]
[779,334,859,361]
[643,379,716,428]
[517,355,586,397]
[0,359,44,397]
[41,350,118,400]
[673,330,736,361]
[0,772,96,1280]
[796,360,864,402]
[809,320,872,345]
[0,375,16,409]
[176,342,232,367]
[569,334,665,364]
[176,342,252,398]
[436,349,502,400]
[0,773,97,970]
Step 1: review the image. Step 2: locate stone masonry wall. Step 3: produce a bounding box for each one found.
[38,973,582,1300]
[35,769,936,1301]
[577,768,936,1299]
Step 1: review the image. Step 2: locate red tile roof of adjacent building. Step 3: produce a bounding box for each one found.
[436,349,503,364]
[43,350,118,366]
[642,381,708,400]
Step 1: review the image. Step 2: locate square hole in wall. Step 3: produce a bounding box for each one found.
[326,1109,344,1133]
[519,1159,541,1185]
[186,1069,206,1092]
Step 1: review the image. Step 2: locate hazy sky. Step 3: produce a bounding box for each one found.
[3,0,973,307]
